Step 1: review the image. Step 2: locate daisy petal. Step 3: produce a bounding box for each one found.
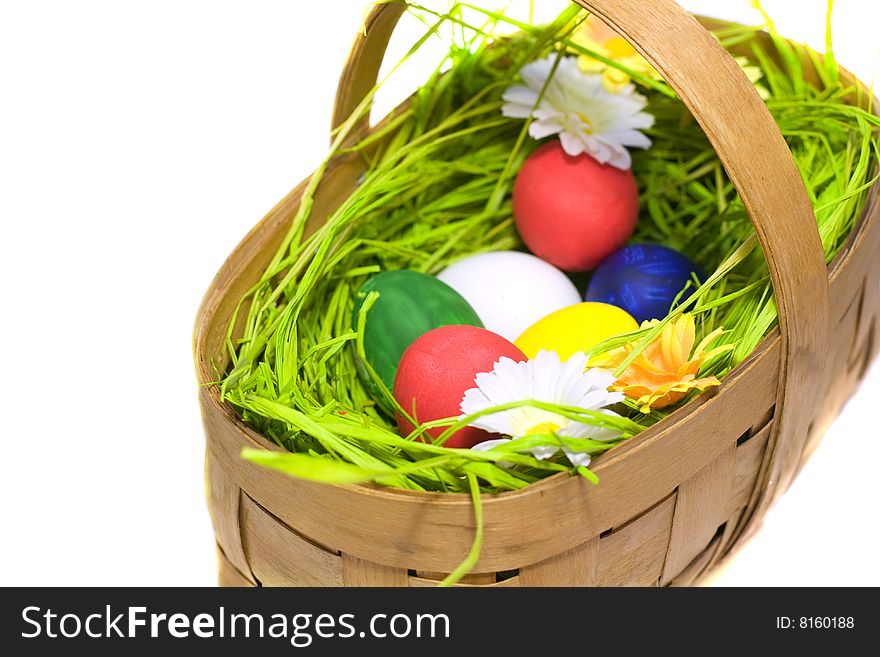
[471,438,512,452]
[528,445,559,461]
[529,118,564,140]
[502,85,540,107]
[563,449,592,468]
[559,130,587,156]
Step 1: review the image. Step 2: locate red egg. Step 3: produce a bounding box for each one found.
[513,141,639,272]
[393,325,527,449]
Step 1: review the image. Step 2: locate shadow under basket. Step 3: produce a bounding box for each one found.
[194,0,880,587]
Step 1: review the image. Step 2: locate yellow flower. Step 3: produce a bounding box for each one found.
[572,16,770,100]
[605,314,734,413]
[571,15,661,94]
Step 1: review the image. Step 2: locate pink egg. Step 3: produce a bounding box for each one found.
[393,325,526,448]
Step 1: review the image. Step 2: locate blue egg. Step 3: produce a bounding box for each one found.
[585,244,703,323]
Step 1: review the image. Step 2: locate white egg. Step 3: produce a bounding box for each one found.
[437,251,581,341]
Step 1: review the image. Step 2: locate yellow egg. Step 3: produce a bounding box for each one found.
[514,302,638,361]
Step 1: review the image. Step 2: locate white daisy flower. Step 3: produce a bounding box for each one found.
[501,55,655,169]
[461,350,624,467]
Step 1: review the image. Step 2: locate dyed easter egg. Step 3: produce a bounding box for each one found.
[515,302,638,361]
[513,141,639,272]
[353,270,483,395]
[586,244,703,323]
[437,250,581,341]
[394,325,527,449]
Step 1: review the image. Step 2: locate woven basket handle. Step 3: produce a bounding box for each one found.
[332,0,829,511]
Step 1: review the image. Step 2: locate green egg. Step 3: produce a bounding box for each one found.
[352,270,483,398]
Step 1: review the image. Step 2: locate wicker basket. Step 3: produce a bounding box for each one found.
[194,0,880,587]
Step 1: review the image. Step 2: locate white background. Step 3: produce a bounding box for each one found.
[0,0,877,587]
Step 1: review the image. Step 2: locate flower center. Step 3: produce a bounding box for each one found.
[526,421,562,436]
[576,112,594,133]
